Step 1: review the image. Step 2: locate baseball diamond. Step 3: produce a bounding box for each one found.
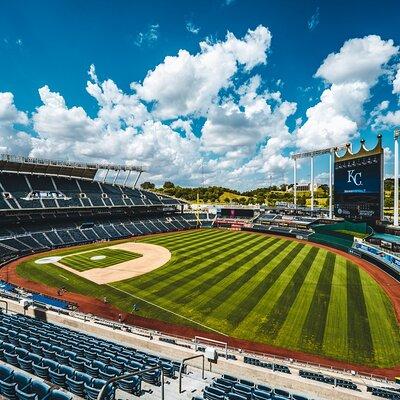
[16,228,400,368]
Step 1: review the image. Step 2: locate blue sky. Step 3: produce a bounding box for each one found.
[1,0,400,189]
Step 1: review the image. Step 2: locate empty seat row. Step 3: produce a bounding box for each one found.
[0,215,203,265]
[244,356,290,374]
[196,373,310,400]
[299,369,357,391]
[0,363,72,400]
[0,313,178,390]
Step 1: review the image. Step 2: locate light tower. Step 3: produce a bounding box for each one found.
[310,156,314,211]
[394,129,400,226]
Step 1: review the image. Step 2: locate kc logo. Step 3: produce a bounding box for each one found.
[347,170,362,186]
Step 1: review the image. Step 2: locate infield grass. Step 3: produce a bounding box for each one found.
[16,228,400,368]
[59,248,141,271]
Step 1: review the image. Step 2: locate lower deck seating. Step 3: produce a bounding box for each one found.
[0,280,73,310]
[0,312,180,399]
[0,214,211,265]
[367,385,400,399]
[196,373,311,400]
[244,356,291,374]
[299,369,357,391]
[0,364,73,400]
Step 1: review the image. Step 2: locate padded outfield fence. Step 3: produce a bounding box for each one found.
[309,221,371,252]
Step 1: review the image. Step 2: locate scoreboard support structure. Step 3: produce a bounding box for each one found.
[394,130,399,226]
[292,145,346,218]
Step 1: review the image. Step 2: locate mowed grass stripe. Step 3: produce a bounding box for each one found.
[141,229,222,252]
[273,248,327,349]
[346,261,374,364]
[133,231,241,289]
[163,229,229,252]
[225,240,298,327]
[174,236,278,305]
[150,233,266,298]
[299,252,336,352]
[140,229,216,247]
[257,247,319,339]
[359,270,400,366]
[120,231,248,292]
[139,228,206,242]
[322,257,348,361]
[198,239,291,315]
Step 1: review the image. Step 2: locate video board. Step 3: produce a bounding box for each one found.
[219,208,255,219]
[334,140,383,224]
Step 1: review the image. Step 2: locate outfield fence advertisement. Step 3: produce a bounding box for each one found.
[334,138,383,224]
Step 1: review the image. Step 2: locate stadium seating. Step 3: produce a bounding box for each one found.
[195,373,312,400]
[0,213,210,265]
[367,385,400,399]
[0,312,180,399]
[0,172,182,211]
[299,369,357,391]
[243,356,291,374]
[0,280,73,310]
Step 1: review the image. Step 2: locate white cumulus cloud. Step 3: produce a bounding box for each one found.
[133,25,272,119]
[0,92,31,154]
[297,35,398,150]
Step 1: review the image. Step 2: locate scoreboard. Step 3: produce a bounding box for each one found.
[334,138,383,224]
[218,208,255,219]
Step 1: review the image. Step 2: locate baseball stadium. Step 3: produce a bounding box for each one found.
[0,134,399,400]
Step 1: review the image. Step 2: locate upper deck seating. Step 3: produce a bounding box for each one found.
[0,172,181,211]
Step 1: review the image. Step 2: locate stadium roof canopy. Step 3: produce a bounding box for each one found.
[0,154,145,180]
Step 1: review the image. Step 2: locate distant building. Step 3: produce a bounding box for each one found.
[287,183,319,192]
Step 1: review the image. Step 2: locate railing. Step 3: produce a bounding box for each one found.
[1,293,397,385]
[97,366,164,400]
[0,299,8,313]
[179,355,205,394]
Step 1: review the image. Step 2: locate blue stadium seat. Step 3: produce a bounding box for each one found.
[252,389,272,399]
[65,371,92,397]
[226,393,247,400]
[0,371,32,400]
[116,375,141,395]
[46,389,73,400]
[15,379,51,400]
[84,378,114,400]
[203,386,225,400]
[48,365,75,388]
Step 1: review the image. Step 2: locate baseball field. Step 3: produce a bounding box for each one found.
[16,228,400,368]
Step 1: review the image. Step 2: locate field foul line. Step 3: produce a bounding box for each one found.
[106,284,228,337]
[59,274,69,280]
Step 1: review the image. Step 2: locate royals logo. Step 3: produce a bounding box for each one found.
[347,170,362,186]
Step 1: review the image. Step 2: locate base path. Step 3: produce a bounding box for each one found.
[1,230,400,379]
[54,242,171,284]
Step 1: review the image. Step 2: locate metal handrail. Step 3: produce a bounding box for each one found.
[97,366,164,400]
[0,300,8,313]
[179,354,205,394]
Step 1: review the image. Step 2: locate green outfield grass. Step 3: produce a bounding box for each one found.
[16,229,400,368]
[59,248,141,271]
